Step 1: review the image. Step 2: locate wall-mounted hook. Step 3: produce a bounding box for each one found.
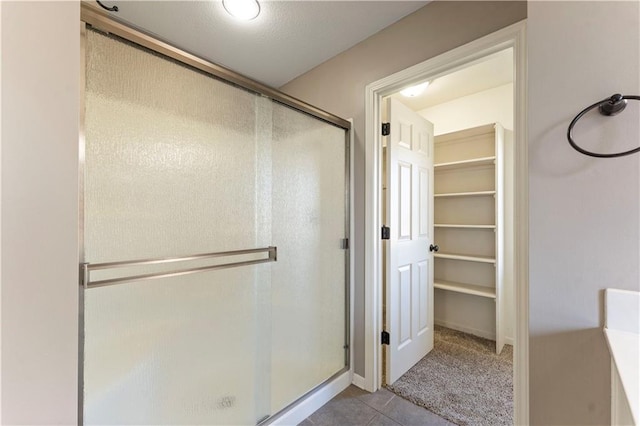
[598,93,627,116]
[96,0,118,12]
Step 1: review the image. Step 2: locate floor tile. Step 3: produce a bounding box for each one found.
[357,387,395,411]
[307,395,378,426]
[297,419,315,426]
[366,413,402,426]
[337,384,370,399]
[377,395,454,426]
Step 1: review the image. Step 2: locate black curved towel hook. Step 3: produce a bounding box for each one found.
[96,0,118,12]
[567,94,640,158]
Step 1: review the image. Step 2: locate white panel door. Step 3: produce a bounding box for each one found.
[385,98,435,385]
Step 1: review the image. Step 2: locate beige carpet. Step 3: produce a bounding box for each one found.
[387,326,513,426]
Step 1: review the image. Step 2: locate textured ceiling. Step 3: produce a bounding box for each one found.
[390,48,514,111]
[107,1,428,88]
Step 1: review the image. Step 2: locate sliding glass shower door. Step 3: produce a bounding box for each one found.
[82,27,348,425]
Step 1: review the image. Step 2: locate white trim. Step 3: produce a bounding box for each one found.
[364,49,382,394]
[270,371,351,426]
[352,374,367,390]
[433,319,496,340]
[0,2,3,419]
[512,20,529,426]
[433,319,515,346]
[435,320,495,341]
[364,20,529,425]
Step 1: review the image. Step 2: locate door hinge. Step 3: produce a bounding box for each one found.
[381,122,390,136]
[341,238,350,250]
[381,331,390,345]
[381,225,390,240]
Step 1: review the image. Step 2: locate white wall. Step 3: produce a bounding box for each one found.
[418,83,515,345]
[1,2,80,423]
[418,83,513,135]
[528,2,639,425]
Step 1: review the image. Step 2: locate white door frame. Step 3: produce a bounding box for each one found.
[363,20,529,425]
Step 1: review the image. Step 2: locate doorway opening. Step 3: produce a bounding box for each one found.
[363,21,528,426]
[381,47,514,425]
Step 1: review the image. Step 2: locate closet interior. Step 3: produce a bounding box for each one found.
[433,123,507,354]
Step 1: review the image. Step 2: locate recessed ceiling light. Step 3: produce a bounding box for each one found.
[223,0,260,21]
[400,81,430,97]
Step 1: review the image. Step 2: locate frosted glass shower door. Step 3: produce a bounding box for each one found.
[83,29,273,424]
[83,263,272,425]
[83,25,349,424]
[270,104,348,413]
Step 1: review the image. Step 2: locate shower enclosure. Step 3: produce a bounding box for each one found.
[80,9,350,425]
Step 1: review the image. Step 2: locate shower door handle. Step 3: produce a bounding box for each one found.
[429,244,439,252]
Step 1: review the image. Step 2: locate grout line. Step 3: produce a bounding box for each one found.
[364,412,380,426]
[355,389,395,411]
[369,409,402,426]
[381,393,395,409]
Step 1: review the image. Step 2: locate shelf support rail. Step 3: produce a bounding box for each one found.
[81,246,277,289]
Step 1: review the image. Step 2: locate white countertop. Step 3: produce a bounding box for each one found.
[604,288,640,425]
[604,328,639,424]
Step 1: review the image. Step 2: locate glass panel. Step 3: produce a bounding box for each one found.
[84,29,261,261]
[84,30,271,424]
[83,265,270,425]
[270,103,347,413]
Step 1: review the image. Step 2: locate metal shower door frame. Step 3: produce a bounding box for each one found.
[78,4,352,424]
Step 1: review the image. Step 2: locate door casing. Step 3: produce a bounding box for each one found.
[363,20,529,425]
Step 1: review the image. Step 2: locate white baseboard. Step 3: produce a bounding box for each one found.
[435,319,495,340]
[270,371,351,425]
[435,319,515,347]
[352,373,366,390]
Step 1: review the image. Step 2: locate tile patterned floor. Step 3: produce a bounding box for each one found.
[298,385,455,426]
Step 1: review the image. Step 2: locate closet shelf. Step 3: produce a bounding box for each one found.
[434,224,495,229]
[434,156,496,171]
[434,190,495,198]
[433,122,505,354]
[434,252,496,264]
[434,280,496,299]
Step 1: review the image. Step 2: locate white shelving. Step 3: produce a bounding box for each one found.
[435,224,496,229]
[433,123,505,354]
[434,156,496,171]
[434,280,496,299]
[434,190,495,198]
[434,252,495,264]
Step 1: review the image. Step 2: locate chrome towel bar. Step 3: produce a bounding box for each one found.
[81,246,277,289]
